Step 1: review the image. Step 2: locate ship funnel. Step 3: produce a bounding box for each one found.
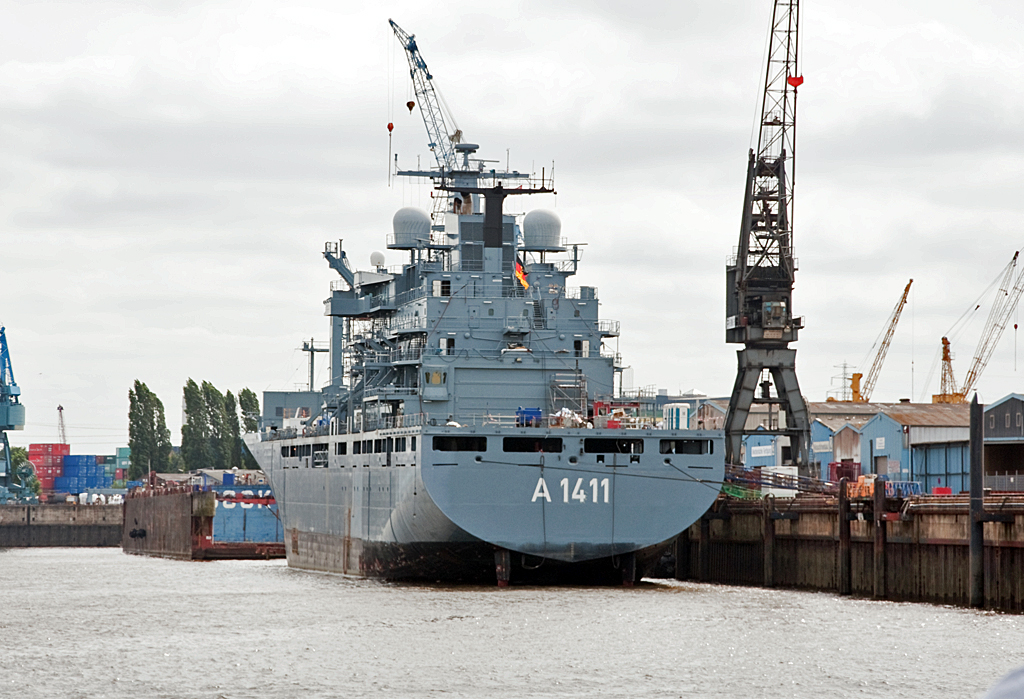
[521,209,564,252]
[390,207,431,249]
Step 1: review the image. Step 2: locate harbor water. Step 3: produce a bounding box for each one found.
[2,548,1023,698]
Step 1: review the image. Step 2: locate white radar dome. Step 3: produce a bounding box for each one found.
[522,209,565,252]
[370,251,386,268]
[389,207,431,249]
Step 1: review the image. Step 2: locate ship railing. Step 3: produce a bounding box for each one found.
[564,287,597,300]
[394,287,429,306]
[452,412,521,427]
[364,386,419,398]
[261,427,298,442]
[597,319,620,336]
[600,348,623,367]
[376,412,428,430]
[387,315,428,332]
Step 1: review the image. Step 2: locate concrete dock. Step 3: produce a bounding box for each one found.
[0,504,122,547]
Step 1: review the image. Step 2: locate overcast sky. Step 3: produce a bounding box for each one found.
[3,0,1024,453]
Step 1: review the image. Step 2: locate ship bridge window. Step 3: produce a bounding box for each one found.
[503,437,563,453]
[660,439,713,455]
[336,442,347,455]
[280,446,289,458]
[433,436,487,452]
[584,438,644,454]
[432,280,451,297]
[313,443,328,453]
[353,442,362,455]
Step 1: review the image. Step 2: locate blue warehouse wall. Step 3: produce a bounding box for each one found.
[913,442,969,494]
[860,414,910,478]
[744,431,778,469]
[810,421,835,478]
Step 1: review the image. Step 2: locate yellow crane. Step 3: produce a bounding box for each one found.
[933,251,1024,403]
[850,279,914,402]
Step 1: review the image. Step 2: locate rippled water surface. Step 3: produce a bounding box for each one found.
[2,548,1023,698]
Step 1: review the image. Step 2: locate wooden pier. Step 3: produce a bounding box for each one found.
[674,491,1024,612]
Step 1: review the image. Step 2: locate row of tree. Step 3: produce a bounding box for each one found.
[181,380,259,471]
[127,379,260,479]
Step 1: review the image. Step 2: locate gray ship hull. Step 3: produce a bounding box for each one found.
[245,425,723,583]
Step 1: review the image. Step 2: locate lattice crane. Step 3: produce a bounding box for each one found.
[851,279,913,402]
[724,0,810,469]
[389,19,464,221]
[934,251,1024,403]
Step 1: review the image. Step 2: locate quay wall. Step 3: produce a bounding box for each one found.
[675,496,1024,613]
[0,505,122,547]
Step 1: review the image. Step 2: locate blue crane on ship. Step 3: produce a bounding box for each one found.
[389,19,467,223]
[389,19,463,172]
[0,325,32,503]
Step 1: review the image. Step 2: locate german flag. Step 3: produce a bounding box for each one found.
[515,257,529,289]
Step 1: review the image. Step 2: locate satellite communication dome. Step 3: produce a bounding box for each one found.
[370,251,386,268]
[522,209,564,252]
[389,207,431,249]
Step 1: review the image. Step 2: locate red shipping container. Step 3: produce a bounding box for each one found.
[115,469,125,479]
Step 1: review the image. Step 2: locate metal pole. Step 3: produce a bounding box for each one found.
[970,395,985,608]
[838,477,851,595]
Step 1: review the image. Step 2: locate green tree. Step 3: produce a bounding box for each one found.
[238,388,259,433]
[10,446,39,495]
[202,381,231,470]
[181,378,211,471]
[128,380,172,480]
[224,391,241,470]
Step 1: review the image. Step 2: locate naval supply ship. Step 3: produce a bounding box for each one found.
[244,24,724,584]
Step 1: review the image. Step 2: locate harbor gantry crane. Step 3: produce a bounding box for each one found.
[0,326,26,493]
[389,19,464,222]
[850,279,913,402]
[933,251,1024,403]
[724,0,811,470]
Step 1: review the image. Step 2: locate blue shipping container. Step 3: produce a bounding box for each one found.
[63,465,80,477]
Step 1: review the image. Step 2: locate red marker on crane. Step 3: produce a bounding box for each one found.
[387,122,394,186]
[787,76,804,88]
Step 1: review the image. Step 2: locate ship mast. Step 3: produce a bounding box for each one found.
[724,0,811,471]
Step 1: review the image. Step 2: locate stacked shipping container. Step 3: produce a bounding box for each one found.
[27,443,70,491]
[28,444,127,494]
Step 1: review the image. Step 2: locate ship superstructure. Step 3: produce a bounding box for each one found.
[244,25,724,585]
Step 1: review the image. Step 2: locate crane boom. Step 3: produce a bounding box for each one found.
[852,279,913,402]
[389,19,462,172]
[933,251,1024,403]
[963,252,1024,396]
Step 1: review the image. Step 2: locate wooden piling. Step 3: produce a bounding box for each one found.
[699,516,711,582]
[674,528,690,580]
[763,496,775,587]
[873,478,887,600]
[838,477,851,596]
